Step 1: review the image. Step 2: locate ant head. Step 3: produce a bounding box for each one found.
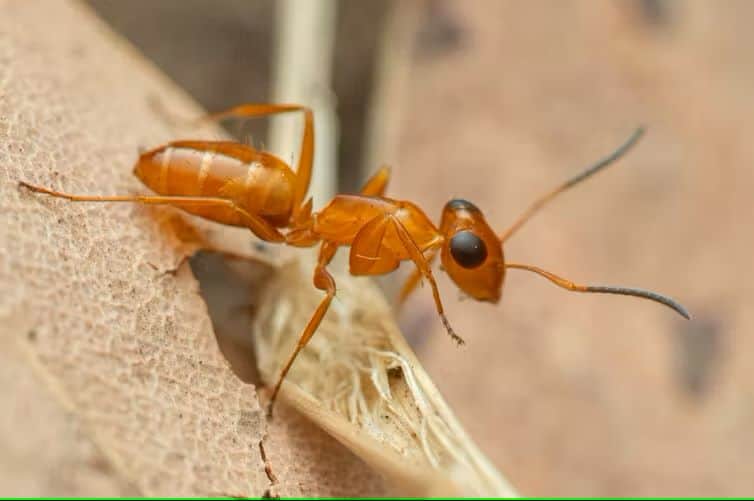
[439,199,505,303]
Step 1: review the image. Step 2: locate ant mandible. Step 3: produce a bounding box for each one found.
[19,103,690,415]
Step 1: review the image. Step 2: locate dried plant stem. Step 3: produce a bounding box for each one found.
[269,0,338,208]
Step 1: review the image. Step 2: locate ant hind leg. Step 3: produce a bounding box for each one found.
[18,181,285,243]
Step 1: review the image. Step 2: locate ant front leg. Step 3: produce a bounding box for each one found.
[397,249,438,306]
[389,217,464,345]
[267,241,338,417]
[359,164,428,306]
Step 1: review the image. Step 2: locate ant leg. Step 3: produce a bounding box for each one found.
[267,241,338,416]
[359,165,422,304]
[19,181,284,243]
[359,165,391,197]
[389,217,464,345]
[397,249,438,306]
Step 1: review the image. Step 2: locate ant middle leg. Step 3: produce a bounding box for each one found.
[267,241,338,416]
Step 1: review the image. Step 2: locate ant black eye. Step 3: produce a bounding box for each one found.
[446,198,479,212]
[449,230,487,268]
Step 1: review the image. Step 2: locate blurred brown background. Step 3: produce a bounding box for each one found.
[86,0,754,496]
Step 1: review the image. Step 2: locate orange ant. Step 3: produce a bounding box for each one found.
[19,103,689,415]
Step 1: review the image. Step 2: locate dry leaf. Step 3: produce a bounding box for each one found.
[1,1,521,497]
[254,258,517,496]
[0,0,385,496]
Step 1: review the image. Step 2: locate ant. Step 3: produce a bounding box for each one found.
[19,103,690,415]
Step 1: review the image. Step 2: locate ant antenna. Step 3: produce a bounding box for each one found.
[500,127,645,242]
[505,263,690,319]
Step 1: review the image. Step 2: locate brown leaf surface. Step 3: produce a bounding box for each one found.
[0,0,385,496]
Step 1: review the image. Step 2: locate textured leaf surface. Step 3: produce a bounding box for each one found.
[0,1,385,496]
